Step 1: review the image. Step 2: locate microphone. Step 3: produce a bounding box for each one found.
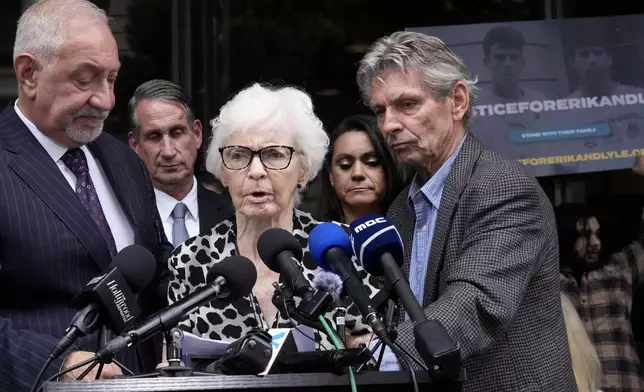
[96,255,257,361]
[313,271,346,343]
[312,271,343,301]
[49,245,157,360]
[309,223,388,343]
[258,228,314,302]
[350,214,461,380]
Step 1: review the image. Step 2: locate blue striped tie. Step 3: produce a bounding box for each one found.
[171,202,189,248]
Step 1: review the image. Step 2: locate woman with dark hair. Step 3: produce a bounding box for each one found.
[319,114,407,223]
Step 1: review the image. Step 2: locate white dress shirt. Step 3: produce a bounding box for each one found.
[154,176,200,241]
[14,101,134,251]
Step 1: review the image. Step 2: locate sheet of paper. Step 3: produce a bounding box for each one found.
[180,331,230,362]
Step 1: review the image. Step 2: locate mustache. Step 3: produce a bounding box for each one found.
[73,107,109,120]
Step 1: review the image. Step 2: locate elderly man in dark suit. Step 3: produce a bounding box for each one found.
[128,79,232,247]
[357,31,576,391]
[0,1,172,391]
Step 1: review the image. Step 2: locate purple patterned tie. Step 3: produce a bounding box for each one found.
[61,148,117,256]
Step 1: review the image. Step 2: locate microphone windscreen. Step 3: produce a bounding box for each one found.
[309,223,352,270]
[312,271,344,300]
[257,228,304,273]
[109,245,157,293]
[206,255,257,301]
[349,214,404,276]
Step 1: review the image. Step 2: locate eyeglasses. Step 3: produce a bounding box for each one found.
[219,145,296,170]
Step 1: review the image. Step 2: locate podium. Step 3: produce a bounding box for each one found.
[43,371,460,392]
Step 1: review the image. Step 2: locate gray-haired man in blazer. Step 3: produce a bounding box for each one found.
[356,31,577,391]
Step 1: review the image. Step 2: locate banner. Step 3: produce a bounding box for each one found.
[409,15,644,177]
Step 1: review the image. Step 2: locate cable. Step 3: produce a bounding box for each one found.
[318,315,357,392]
[29,357,54,392]
[391,340,428,371]
[36,356,98,392]
[388,344,419,392]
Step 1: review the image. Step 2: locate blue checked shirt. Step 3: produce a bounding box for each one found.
[377,135,466,371]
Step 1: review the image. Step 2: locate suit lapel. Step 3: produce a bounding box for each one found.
[2,108,112,269]
[392,185,415,278]
[422,135,481,306]
[197,185,219,234]
[88,136,144,240]
[198,184,234,235]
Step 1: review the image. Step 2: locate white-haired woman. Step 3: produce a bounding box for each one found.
[167,83,381,348]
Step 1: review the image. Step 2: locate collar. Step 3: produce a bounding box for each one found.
[14,100,68,162]
[225,208,320,246]
[155,176,199,221]
[408,133,467,209]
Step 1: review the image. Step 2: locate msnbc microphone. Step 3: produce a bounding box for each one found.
[258,228,314,302]
[50,245,157,361]
[96,255,257,362]
[309,223,388,343]
[350,214,461,380]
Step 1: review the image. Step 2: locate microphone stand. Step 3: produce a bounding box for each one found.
[104,327,210,379]
[157,328,194,377]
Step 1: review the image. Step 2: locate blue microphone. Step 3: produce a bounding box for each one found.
[349,215,405,277]
[349,215,461,380]
[309,223,388,342]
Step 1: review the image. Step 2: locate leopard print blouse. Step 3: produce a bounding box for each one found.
[167,209,383,349]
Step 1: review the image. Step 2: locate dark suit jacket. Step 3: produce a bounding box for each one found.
[0,105,173,392]
[196,184,232,235]
[387,135,576,391]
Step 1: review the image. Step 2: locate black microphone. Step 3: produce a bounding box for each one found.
[350,215,461,380]
[96,255,257,361]
[258,228,315,302]
[309,223,388,343]
[49,245,157,361]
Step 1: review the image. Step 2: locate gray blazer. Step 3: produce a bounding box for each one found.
[387,135,576,392]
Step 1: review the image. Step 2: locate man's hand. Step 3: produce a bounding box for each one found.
[61,351,122,381]
[633,156,644,176]
[345,333,375,349]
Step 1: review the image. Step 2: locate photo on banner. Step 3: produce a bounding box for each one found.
[409,14,644,177]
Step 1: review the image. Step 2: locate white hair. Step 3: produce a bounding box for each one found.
[205,83,329,204]
[13,0,109,69]
[357,31,479,126]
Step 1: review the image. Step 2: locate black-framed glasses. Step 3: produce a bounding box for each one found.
[219,145,296,170]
